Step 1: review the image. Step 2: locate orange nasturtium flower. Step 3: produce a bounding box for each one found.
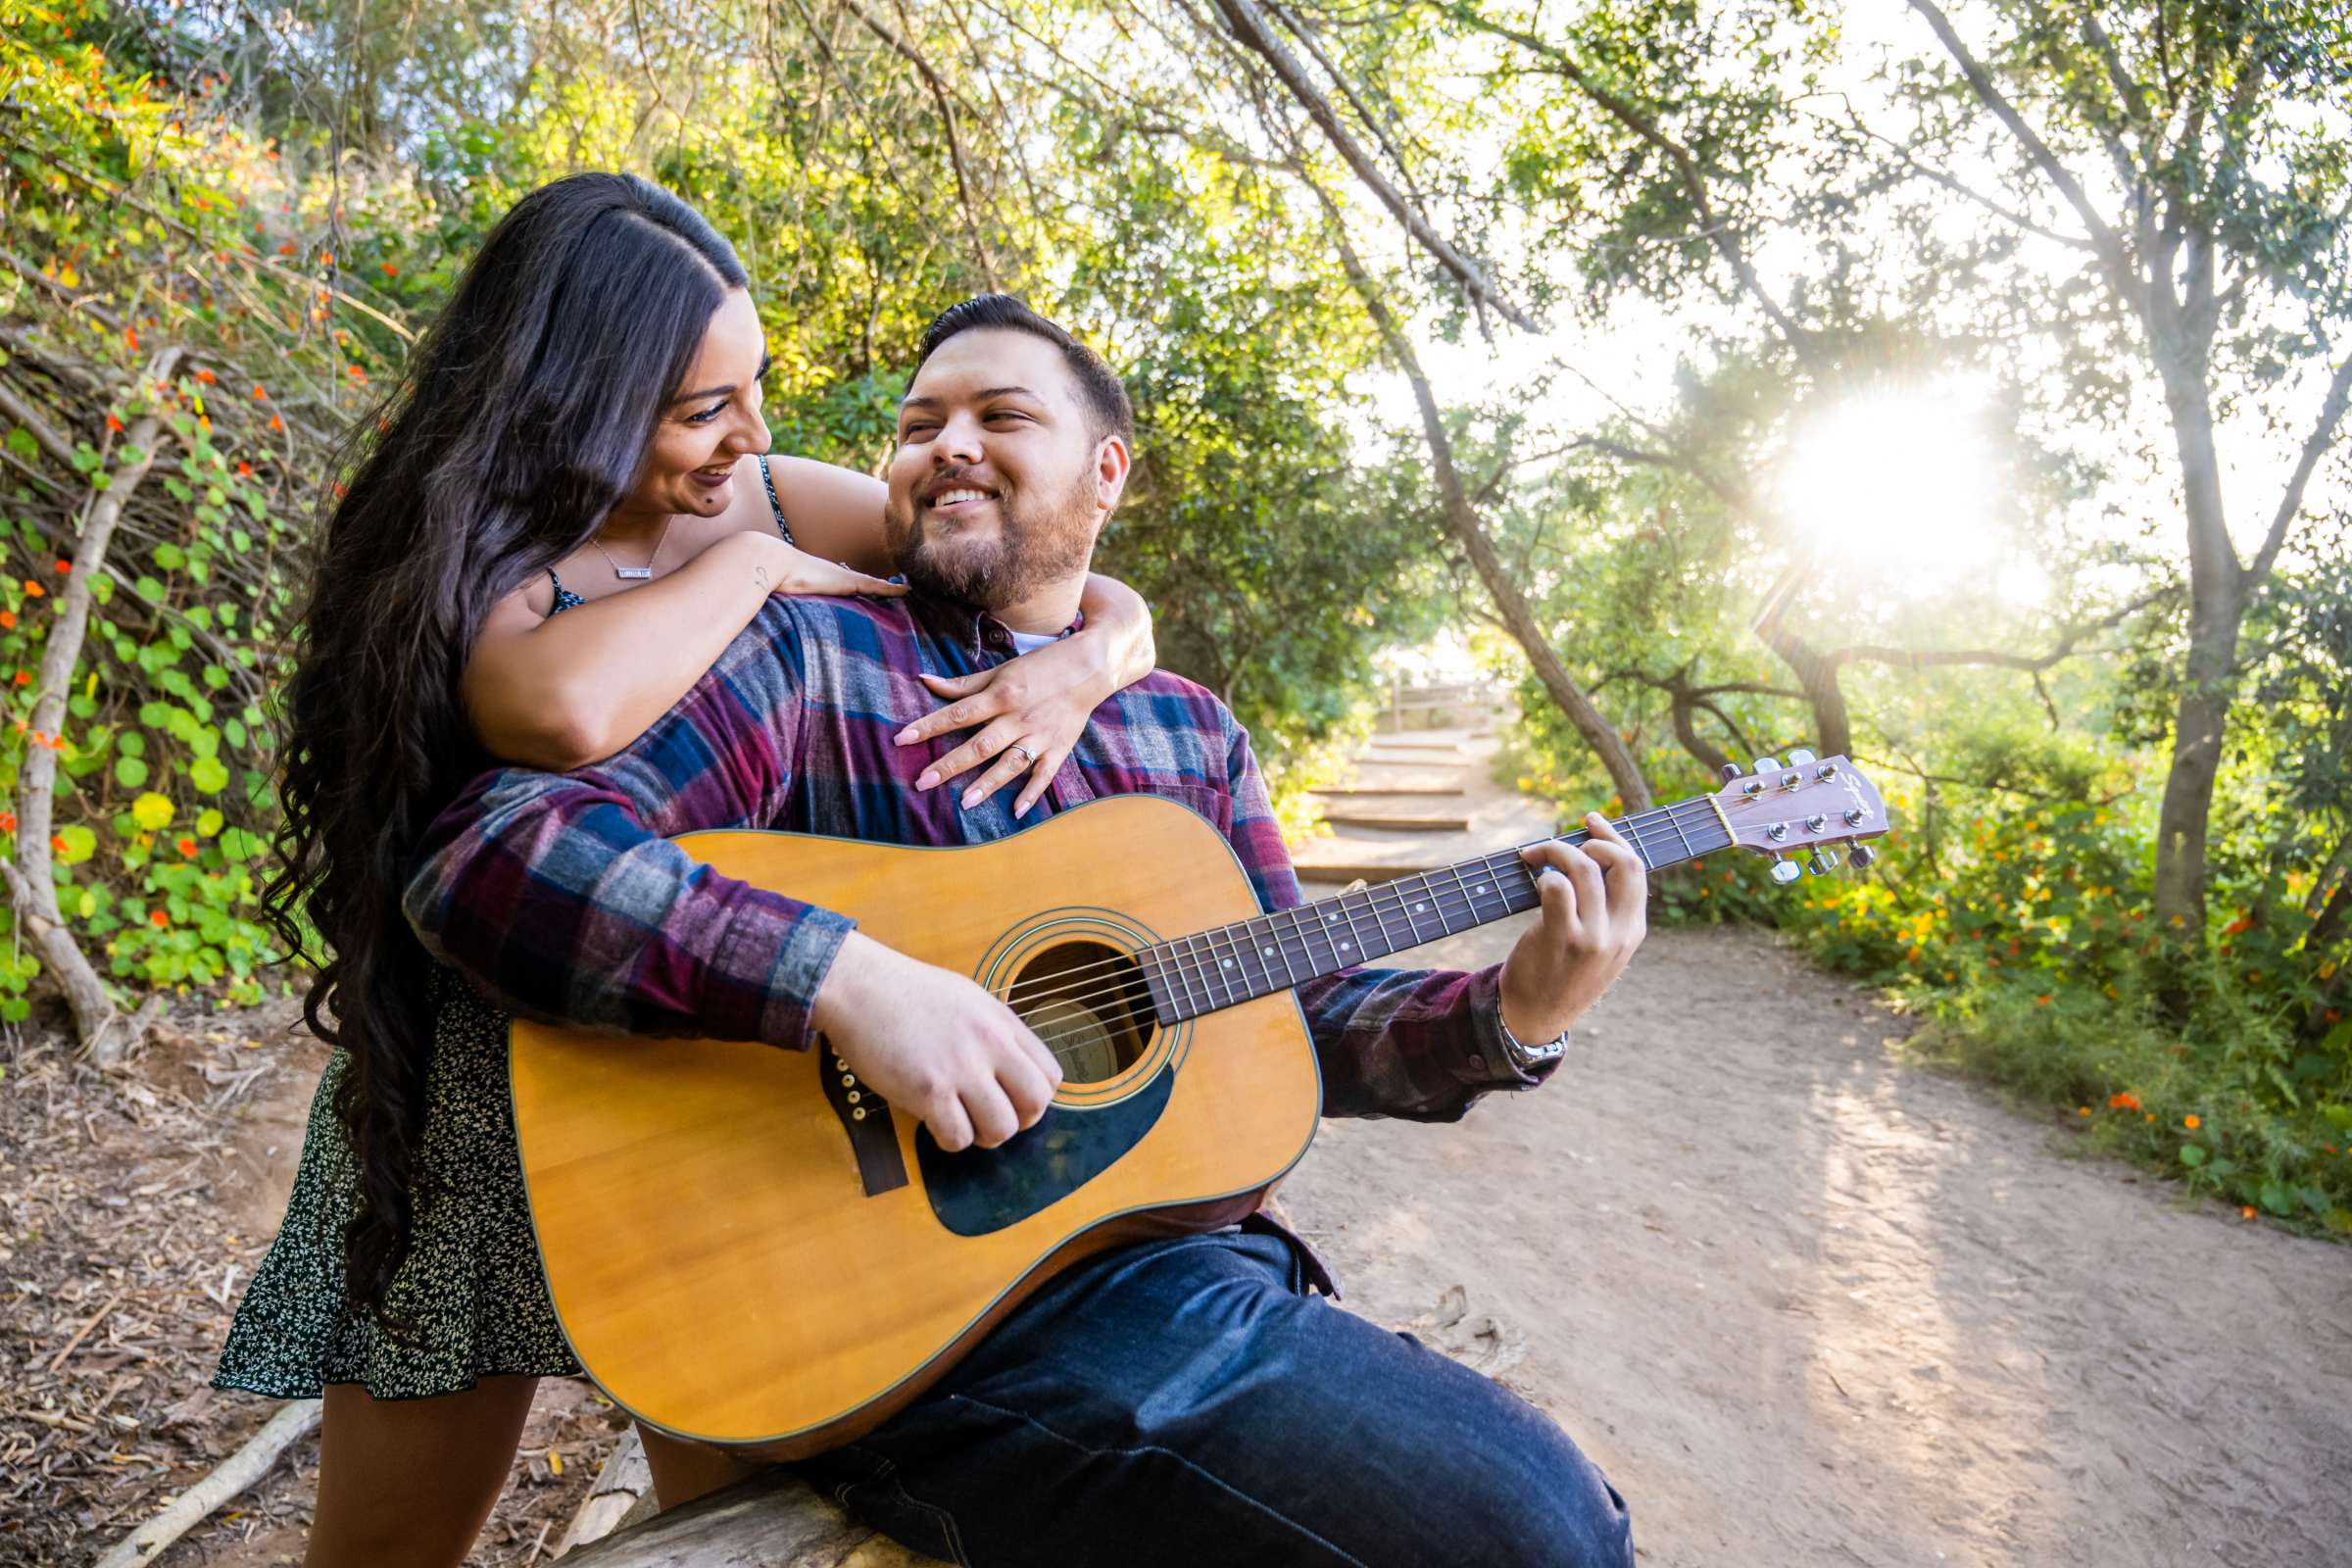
[53,560,69,574]
[2183,1114,2201,1130]
[2108,1091,2141,1111]
[2077,1105,2091,1117]
[148,908,169,928]
[0,611,16,629]
[195,368,217,383]
[2241,1205,2256,1219]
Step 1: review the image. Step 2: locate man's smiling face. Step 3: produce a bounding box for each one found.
[885,326,1123,612]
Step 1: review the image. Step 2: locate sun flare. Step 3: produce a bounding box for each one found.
[1777,380,2040,602]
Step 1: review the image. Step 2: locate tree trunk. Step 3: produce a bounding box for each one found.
[1324,235,1653,810]
[8,348,181,1064]
[2149,337,2243,945]
[1665,687,1733,779]
[1755,622,1852,760]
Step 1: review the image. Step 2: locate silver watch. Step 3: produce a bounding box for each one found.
[1497,1010,1569,1072]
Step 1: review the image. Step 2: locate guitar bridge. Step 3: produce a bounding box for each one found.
[818,1039,908,1197]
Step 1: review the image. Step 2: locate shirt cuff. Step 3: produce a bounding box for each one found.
[746,904,858,1053]
[1457,965,1558,1092]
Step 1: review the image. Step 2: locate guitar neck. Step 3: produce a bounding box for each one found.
[1141,793,1733,1024]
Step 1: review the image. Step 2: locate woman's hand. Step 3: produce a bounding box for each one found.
[759,535,906,600]
[895,632,1122,816]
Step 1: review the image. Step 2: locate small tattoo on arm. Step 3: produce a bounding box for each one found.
[753,564,770,593]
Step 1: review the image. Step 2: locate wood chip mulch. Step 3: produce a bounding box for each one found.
[0,1006,629,1566]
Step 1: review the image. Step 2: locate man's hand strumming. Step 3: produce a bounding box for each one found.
[809,932,1064,1152]
[1496,812,1649,1047]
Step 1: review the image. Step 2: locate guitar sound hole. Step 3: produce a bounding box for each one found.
[1005,941,1155,1085]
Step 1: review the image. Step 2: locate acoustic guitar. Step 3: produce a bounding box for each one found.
[510,751,1886,1457]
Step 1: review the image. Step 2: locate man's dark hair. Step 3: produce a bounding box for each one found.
[913,294,1134,447]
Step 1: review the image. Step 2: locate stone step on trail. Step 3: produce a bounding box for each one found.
[1290,715,1556,906]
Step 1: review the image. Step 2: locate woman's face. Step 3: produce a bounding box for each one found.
[616,286,771,522]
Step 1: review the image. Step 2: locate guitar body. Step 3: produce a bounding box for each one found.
[509,794,1323,1458]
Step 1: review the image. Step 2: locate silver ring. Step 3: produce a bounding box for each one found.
[1006,744,1035,767]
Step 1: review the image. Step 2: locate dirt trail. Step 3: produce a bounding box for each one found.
[1279,726,2352,1568]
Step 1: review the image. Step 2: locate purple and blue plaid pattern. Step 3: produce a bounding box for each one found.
[405,592,1529,1122]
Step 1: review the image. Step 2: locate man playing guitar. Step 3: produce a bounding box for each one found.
[408,294,1643,1567]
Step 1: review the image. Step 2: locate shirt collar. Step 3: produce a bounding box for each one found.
[902,586,1084,660]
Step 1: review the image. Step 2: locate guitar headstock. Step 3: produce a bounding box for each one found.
[1709,751,1889,882]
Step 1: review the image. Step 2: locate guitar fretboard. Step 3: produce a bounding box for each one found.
[1139,794,1732,1024]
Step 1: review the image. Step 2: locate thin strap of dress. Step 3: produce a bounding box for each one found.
[547,566,585,615]
[758,455,795,544]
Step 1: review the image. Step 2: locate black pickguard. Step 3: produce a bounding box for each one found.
[916,1067,1172,1236]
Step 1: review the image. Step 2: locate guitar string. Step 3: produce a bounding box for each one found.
[1010,809,1730,1061]
[966,796,1727,1025]
[977,800,1727,1043]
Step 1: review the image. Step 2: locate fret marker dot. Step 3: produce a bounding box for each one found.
[1261,946,1274,957]
[1414,902,1427,912]
[1477,884,1490,895]
[1221,958,1233,969]
[1340,941,1351,952]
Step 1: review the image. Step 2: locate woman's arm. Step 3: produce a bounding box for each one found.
[759,455,896,575]
[465,532,900,770]
[896,571,1157,816]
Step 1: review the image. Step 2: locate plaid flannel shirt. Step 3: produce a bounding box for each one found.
[404,591,1539,1122]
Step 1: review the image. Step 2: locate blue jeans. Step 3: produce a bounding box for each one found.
[796,1229,1635,1567]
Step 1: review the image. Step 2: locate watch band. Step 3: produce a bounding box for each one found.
[1497,1009,1569,1072]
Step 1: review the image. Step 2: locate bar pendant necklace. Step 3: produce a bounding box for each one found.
[592,514,676,581]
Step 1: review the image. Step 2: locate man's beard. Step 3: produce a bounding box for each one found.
[889,469,1097,612]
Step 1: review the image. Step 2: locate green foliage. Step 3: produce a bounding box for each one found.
[0,0,1447,1024]
[0,0,437,1007]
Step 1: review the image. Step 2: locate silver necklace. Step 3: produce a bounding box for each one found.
[590,514,677,581]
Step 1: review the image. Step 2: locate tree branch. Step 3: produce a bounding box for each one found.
[1447,6,1823,371]
[1827,589,2165,673]
[837,0,1001,288]
[1210,0,1537,331]
[0,376,79,468]
[2247,352,2352,589]
[1903,0,2138,303]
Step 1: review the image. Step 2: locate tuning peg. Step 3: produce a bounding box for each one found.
[1807,849,1842,875]
[1849,844,1877,870]
[1769,855,1802,885]
[1753,755,1781,774]
[1788,748,1816,765]
[1720,762,1742,783]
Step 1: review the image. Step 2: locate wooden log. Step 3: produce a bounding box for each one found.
[556,1426,656,1555]
[560,1466,941,1567]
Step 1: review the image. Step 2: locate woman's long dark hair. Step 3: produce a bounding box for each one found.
[263,173,748,1322]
